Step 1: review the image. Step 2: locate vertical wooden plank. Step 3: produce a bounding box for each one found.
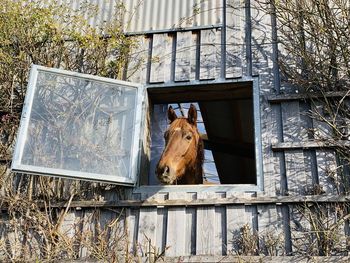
[126,36,150,83]
[316,150,338,194]
[289,204,314,255]
[282,102,311,195]
[149,33,173,83]
[125,208,139,255]
[196,191,216,255]
[137,194,158,259]
[250,1,285,196]
[165,192,187,256]
[226,0,245,78]
[313,102,338,195]
[79,209,94,258]
[214,192,226,255]
[185,193,197,255]
[261,101,284,196]
[137,193,168,259]
[152,193,168,256]
[250,0,272,77]
[257,205,285,256]
[137,206,157,257]
[59,211,76,239]
[299,102,319,190]
[175,31,197,81]
[226,192,255,255]
[199,29,221,80]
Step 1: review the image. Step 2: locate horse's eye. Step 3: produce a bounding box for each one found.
[185,134,192,140]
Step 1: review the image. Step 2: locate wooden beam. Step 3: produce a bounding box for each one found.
[148,81,252,103]
[158,255,350,263]
[268,91,350,103]
[1,195,348,210]
[59,255,350,263]
[272,140,350,151]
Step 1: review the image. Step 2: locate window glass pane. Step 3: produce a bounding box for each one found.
[13,66,141,184]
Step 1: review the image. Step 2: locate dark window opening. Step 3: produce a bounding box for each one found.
[145,81,258,185]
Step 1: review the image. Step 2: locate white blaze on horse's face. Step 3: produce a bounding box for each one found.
[156,104,203,185]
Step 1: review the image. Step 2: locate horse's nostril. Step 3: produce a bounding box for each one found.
[164,166,169,174]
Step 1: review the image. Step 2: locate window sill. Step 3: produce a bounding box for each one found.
[133,184,261,194]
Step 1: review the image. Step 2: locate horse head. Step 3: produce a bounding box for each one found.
[156,104,204,185]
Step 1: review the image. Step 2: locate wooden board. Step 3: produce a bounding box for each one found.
[257,205,285,255]
[312,102,338,195]
[250,1,283,196]
[165,192,187,256]
[175,31,197,81]
[251,0,272,77]
[281,102,310,195]
[185,195,197,255]
[226,192,256,255]
[261,100,283,196]
[125,208,140,255]
[226,0,245,78]
[150,33,173,83]
[79,209,94,257]
[126,36,150,83]
[137,207,157,257]
[316,150,338,195]
[196,191,216,255]
[199,29,221,80]
[214,192,227,255]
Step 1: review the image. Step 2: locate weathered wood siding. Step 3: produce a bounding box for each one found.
[103,0,344,257]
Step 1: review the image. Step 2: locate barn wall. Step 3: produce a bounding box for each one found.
[97,0,343,258]
[1,0,348,260]
[117,0,345,257]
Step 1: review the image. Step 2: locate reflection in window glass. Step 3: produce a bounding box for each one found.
[18,69,138,181]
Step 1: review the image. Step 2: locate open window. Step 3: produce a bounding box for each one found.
[145,80,263,189]
[13,65,262,190]
[12,65,144,185]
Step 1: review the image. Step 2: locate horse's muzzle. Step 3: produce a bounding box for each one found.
[156,165,176,184]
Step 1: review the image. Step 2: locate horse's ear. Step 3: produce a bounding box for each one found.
[187,104,197,125]
[168,105,177,123]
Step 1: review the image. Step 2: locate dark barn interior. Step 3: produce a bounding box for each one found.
[148,81,256,185]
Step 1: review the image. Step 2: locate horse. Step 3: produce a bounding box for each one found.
[156,104,204,185]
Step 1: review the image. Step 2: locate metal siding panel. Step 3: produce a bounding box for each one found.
[59,0,222,33]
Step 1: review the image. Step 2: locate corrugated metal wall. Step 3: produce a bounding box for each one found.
[58,0,222,33]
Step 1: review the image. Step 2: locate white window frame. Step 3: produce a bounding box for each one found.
[135,77,264,193]
[11,65,145,186]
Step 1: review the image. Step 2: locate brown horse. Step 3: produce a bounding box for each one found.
[156,104,204,185]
